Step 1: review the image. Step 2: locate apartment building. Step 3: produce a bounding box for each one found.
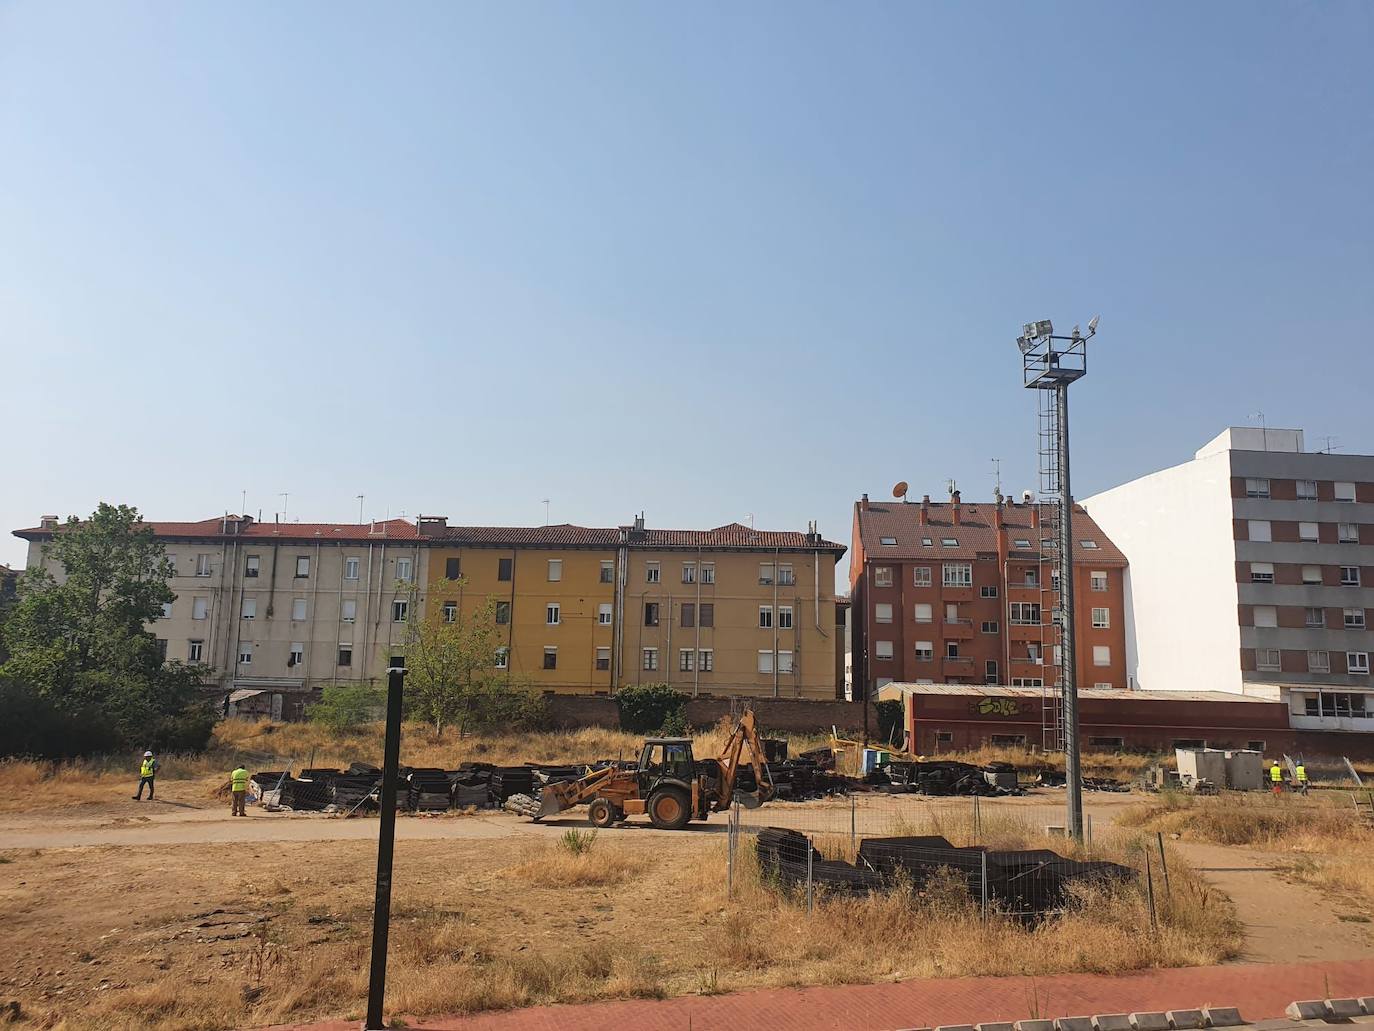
[14,514,427,719]
[1082,427,1374,735]
[425,517,846,699]
[849,491,1128,702]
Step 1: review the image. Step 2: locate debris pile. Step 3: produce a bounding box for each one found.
[881,760,1024,796]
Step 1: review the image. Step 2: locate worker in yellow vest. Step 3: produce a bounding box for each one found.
[133,750,159,801]
[1295,761,1309,796]
[231,765,249,816]
[1269,760,1284,795]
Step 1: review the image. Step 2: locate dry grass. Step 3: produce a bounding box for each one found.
[506,832,649,888]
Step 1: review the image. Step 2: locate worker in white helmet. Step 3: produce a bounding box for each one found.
[133,750,160,801]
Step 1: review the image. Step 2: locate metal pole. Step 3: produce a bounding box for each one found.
[850,793,856,852]
[1056,381,1083,842]
[980,849,989,924]
[1156,831,1171,898]
[728,801,737,898]
[806,839,814,913]
[1144,851,1158,932]
[364,667,406,1031]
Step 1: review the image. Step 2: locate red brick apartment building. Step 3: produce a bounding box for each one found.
[849,491,1128,700]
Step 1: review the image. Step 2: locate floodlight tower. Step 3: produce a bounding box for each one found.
[1017,315,1099,843]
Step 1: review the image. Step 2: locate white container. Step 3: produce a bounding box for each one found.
[1176,748,1226,788]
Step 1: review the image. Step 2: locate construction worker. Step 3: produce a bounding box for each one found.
[1296,760,1309,796]
[1270,759,1284,796]
[133,750,159,801]
[230,764,249,816]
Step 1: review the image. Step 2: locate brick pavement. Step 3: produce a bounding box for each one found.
[266,957,1374,1031]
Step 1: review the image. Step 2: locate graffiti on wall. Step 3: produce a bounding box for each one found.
[969,697,1031,718]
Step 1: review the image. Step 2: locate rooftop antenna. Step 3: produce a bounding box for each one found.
[892,481,909,502]
[241,489,247,516]
[746,512,755,530]
[280,492,289,523]
[1249,411,1268,452]
[1319,435,1342,454]
[991,458,1002,500]
[357,494,365,524]
[541,498,551,526]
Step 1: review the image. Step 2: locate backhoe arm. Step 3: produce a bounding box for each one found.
[715,709,773,810]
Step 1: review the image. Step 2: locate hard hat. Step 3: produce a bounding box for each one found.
[144,750,154,757]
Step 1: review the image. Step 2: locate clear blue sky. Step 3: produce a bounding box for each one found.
[3,3,1371,580]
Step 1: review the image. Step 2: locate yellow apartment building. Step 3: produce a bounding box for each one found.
[420,517,846,699]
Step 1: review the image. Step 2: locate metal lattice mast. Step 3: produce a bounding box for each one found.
[1037,386,1064,751]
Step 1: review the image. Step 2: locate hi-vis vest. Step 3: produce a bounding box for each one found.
[1270,765,1283,782]
[231,768,249,791]
[1296,764,1307,782]
[141,758,156,778]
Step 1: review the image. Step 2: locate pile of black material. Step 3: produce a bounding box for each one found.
[489,767,535,802]
[762,738,788,763]
[407,768,453,812]
[797,747,836,771]
[734,758,849,801]
[885,760,1021,796]
[1034,769,1129,792]
[331,772,381,811]
[451,763,495,808]
[529,764,583,786]
[756,828,884,895]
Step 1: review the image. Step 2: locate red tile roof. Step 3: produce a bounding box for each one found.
[632,523,845,552]
[441,524,620,547]
[14,516,421,543]
[855,500,1127,565]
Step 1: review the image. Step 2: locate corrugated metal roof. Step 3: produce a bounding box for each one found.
[883,682,1279,704]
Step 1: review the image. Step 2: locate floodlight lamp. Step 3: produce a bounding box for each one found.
[1071,324,1081,340]
[1036,319,1054,338]
[1087,314,1100,335]
[1022,322,1037,340]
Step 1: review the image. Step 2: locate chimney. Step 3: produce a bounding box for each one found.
[39,514,58,530]
[1031,505,1041,529]
[417,515,448,536]
[951,489,962,526]
[994,494,1004,530]
[919,494,930,525]
[860,493,870,511]
[634,512,645,532]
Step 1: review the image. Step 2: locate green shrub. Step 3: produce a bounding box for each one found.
[615,683,687,735]
[308,683,385,731]
[876,699,903,745]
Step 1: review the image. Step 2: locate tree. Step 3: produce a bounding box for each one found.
[0,504,213,753]
[308,682,385,731]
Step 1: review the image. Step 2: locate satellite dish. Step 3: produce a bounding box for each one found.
[893,481,909,500]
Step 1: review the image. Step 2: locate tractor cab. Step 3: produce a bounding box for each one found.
[638,737,696,788]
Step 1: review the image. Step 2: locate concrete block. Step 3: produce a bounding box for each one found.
[1093,1016,1133,1031]
[977,1024,1016,1031]
[1166,1012,1205,1030]
[1202,1008,1244,1027]
[1285,1001,1326,1020]
[1056,1019,1094,1031]
[1130,1015,1171,1031]
[1362,997,1374,1014]
[1016,1022,1056,1031]
[1327,999,1364,1018]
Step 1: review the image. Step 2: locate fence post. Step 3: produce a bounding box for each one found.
[980,849,989,924]
[806,837,814,914]
[972,793,980,841]
[1086,812,1093,850]
[850,793,856,852]
[1143,851,1158,932]
[727,801,737,898]
[1156,831,1171,899]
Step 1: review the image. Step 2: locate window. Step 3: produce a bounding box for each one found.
[642,648,658,671]
[245,555,261,578]
[1089,736,1125,748]
[1023,568,1039,586]
[1051,569,1061,592]
[990,734,1026,747]
[345,557,360,580]
[758,605,773,629]
[291,598,307,621]
[238,643,253,665]
[945,641,960,658]
[778,606,794,629]
[1348,652,1370,675]
[1342,566,1362,586]
[646,562,660,583]
[392,599,408,623]
[445,557,461,580]
[1306,607,1326,628]
[941,537,959,547]
[1256,648,1281,672]
[698,649,713,671]
[875,603,893,624]
[914,567,931,587]
[1093,645,1111,667]
[295,556,310,578]
[547,559,562,582]
[942,563,972,587]
[542,647,557,670]
[192,597,208,620]
[1245,477,1270,498]
[880,536,898,546]
[1299,521,1320,542]
[1303,565,1323,585]
[1010,602,1041,625]
[1250,562,1274,583]
[596,647,610,671]
[1092,607,1110,628]
[1013,538,1032,548]
[496,647,509,670]
[241,598,257,619]
[546,603,560,625]
[1172,739,1204,750]
[758,563,774,585]
[289,642,304,667]
[873,641,893,661]
[1308,650,1330,673]
[644,602,659,626]
[159,601,173,619]
[935,731,954,745]
[196,554,211,577]
[1248,520,1272,542]
[1297,479,1318,500]
[188,639,204,662]
[874,566,893,587]
[1093,682,1114,690]
[778,651,794,674]
[1090,571,1108,592]
[921,537,933,547]
[1339,523,1360,543]
[679,649,694,672]
[600,560,614,584]
[495,601,511,625]
[498,557,513,581]
[1026,642,1042,663]
[914,641,933,661]
[681,562,696,584]
[758,650,775,673]
[984,660,999,684]
[699,603,714,627]
[700,563,715,584]
[1345,608,1366,629]
[1336,481,1357,502]
[1254,606,1278,627]
[337,645,352,666]
[599,603,613,626]
[980,585,999,598]
[1011,678,1044,688]
[442,601,457,623]
[981,620,999,634]
[1080,539,1099,550]
[779,564,795,586]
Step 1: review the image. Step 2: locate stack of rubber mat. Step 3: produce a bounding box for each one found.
[331,772,381,810]
[489,767,535,802]
[406,768,453,811]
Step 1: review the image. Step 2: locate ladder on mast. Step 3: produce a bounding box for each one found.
[1037,387,1065,751]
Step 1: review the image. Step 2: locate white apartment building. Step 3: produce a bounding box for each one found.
[15,514,432,719]
[1082,427,1374,735]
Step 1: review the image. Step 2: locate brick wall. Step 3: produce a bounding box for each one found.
[542,693,877,735]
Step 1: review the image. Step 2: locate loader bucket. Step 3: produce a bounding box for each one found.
[537,794,565,818]
[732,789,765,809]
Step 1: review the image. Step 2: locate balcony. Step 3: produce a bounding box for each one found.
[1009,659,1048,680]
[1007,585,1046,604]
[940,585,975,603]
[1009,622,1047,642]
[942,618,975,640]
[942,657,975,678]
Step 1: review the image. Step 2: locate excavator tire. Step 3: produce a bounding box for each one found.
[647,787,691,830]
[503,793,543,819]
[587,798,616,829]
